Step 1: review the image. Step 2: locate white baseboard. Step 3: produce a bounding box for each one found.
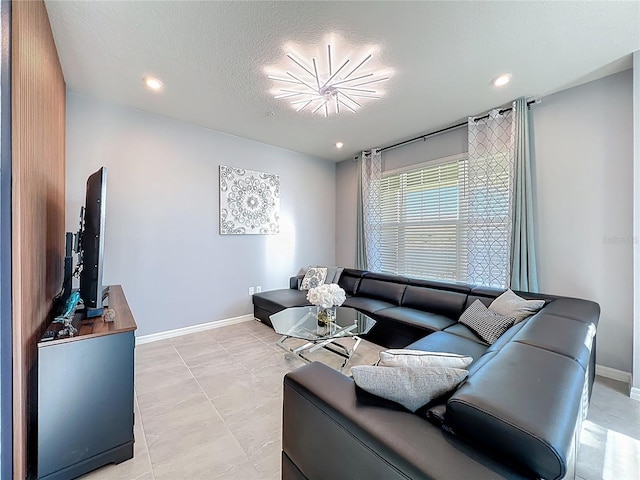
[595,364,632,384]
[136,314,255,345]
[630,387,640,402]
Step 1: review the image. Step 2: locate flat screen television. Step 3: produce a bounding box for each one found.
[78,166,107,316]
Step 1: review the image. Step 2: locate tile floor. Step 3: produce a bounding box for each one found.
[82,319,640,480]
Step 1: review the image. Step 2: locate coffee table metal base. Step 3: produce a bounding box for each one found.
[277,332,364,370]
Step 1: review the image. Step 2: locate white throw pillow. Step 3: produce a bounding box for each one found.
[378,349,473,369]
[459,300,515,345]
[300,267,327,290]
[351,365,468,412]
[489,289,545,324]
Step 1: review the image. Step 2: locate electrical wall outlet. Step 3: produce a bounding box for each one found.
[248,287,254,295]
[256,286,262,293]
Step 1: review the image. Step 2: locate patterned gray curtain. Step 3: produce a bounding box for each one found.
[467,110,514,288]
[510,98,539,292]
[356,149,383,271]
[355,153,367,270]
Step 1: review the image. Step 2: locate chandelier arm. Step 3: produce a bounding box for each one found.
[312,58,321,90]
[311,100,328,114]
[336,86,377,93]
[286,54,315,78]
[343,93,381,99]
[291,96,321,105]
[269,76,305,85]
[295,100,313,112]
[286,71,321,92]
[343,54,372,80]
[274,92,307,99]
[338,99,357,113]
[280,88,317,94]
[320,59,350,90]
[339,92,362,108]
[350,77,390,87]
[330,73,373,87]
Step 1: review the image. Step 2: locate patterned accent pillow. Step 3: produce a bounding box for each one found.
[299,267,327,290]
[459,300,516,345]
[489,289,545,324]
[378,349,473,369]
[352,365,468,412]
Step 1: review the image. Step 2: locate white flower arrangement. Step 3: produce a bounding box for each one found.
[306,283,346,309]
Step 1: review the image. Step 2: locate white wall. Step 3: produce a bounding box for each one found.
[66,92,335,336]
[335,70,634,373]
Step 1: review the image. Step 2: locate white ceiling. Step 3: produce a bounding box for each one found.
[45,1,640,162]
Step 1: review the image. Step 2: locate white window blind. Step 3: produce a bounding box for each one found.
[379,152,512,287]
[379,158,468,283]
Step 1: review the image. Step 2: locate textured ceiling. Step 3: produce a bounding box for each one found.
[45,1,640,162]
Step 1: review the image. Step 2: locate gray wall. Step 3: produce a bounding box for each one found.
[335,70,634,373]
[66,92,336,336]
[633,51,640,396]
[532,70,633,373]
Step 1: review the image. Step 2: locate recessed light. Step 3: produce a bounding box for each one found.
[336,142,344,149]
[144,76,163,91]
[492,73,512,87]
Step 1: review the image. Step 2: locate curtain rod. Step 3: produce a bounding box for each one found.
[356,98,538,159]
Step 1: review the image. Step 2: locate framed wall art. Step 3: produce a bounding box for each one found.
[219,165,280,235]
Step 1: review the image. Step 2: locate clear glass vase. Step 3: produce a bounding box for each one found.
[316,306,336,327]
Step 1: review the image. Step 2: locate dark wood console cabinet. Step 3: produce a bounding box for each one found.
[37,285,137,480]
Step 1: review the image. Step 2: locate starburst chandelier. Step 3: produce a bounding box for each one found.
[268,43,390,117]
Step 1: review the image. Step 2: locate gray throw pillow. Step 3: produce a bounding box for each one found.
[352,365,468,412]
[327,267,344,284]
[489,289,545,324]
[378,349,473,369]
[459,300,516,345]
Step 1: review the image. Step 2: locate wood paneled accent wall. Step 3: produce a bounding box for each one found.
[11,1,66,477]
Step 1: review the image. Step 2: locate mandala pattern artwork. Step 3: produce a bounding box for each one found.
[219,165,280,234]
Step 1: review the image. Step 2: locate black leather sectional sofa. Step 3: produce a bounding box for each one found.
[252,268,600,480]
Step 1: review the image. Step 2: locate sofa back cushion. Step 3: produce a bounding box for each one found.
[401,285,468,319]
[357,273,408,305]
[446,342,586,480]
[337,269,364,296]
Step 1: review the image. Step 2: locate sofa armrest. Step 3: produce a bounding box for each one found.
[283,363,528,480]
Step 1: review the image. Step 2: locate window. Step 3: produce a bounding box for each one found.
[379,153,512,287]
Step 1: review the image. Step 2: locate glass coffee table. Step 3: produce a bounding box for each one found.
[270,306,376,369]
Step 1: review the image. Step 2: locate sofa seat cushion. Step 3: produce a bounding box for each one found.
[447,342,586,480]
[442,323,488,345]
[511,313,596,370]
[343,296,395,314]
[252,288,310,313]
[407,331,489,363]
[376,307,456,333]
